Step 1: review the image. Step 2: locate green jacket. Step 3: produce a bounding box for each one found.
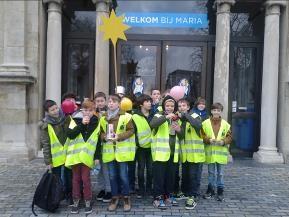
[40,115,71,165]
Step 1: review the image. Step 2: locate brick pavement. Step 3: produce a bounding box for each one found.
[0,158,289,217]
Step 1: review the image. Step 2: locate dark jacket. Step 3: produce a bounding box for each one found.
[40,112,71,166]
[67,115,100,160]
[180,112,202,137]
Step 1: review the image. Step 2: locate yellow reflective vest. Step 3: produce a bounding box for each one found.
[65,119,100,168]
[100,113,136,163]
[151,114,180,163]
[47,124,69,167]
[202,119,231,164]
[132,114,151,148]
[181,113,205,163]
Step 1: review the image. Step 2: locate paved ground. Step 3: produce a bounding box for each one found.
[0,158,289,217]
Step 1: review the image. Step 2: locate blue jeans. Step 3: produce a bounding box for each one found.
[107,161,129,196]
[208,163,224,189]
[182,162,203,197]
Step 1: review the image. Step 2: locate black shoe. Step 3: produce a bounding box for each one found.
[103,192,112,203]
[203,185,215,199]
[217,188,224,202]
[84,200,92,214]
[70,199,79,214]
[96,190,105,201]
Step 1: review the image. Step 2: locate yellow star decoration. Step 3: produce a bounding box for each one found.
[99,10,130,46]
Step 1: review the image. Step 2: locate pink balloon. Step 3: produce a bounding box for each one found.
[170,86,185,101]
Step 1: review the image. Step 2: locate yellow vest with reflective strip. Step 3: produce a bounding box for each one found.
[151,114,180,163]
[181,113,205,163]
[100,113,136,163]
[132,114,151,148]
[47,124,69,167]
[65,119,100,168]
[202,119,231,164]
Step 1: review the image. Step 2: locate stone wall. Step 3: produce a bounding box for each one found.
[0,1,45,162]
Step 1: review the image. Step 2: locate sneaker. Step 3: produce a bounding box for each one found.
[108,196,119,212]
[96,190,105,201]
[103,192,112,203]
[153,196,167,210]
[137,190,145,199]
[175,192,188,200]
[70,199,79,214]
[66,194,74,206]
[185,197,197,210]
[84,200,92,214]
[203,185,215,199]
[217,188,224,202]
[123,196,131,212]
[165,194,178,206]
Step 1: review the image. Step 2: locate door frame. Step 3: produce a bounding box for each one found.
[229,42,263,152]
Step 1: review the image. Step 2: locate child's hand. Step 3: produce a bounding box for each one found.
[215,140,225,146]
[172,122,181,132]
[166,113,175,120]
[94,159,100,165]
[109,134,118,142]
[209,138,216,145]
[82,116,90,125]
[47,164,53,170]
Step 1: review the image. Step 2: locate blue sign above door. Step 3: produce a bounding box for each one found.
[121,12,208,28]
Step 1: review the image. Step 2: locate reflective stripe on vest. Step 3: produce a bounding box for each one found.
[47,124,69,167]
[181,113,205,163]
[132,114,152,148]
[100,113,136,163]
[202,119,231,164]
[151,114,180,163]
[65,119,99,168]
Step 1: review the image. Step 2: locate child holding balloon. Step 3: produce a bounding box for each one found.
[150,95,184,209]
[99,94,135,212]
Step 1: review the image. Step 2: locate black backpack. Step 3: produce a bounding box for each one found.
[32,170,64,216]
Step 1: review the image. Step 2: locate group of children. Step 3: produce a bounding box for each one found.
[40,88,232,214]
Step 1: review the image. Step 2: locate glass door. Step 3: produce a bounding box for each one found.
[162,41,208,101]
[229,43,263,155]
[62,39,95,99]
[117,41,161,96]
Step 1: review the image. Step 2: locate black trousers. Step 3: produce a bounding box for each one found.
[136,147,153,193]
[182,162,203,197]
[153,155,178,198]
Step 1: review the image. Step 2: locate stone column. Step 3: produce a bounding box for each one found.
[43,0,62,105]
[213,0,235,120]
[92,0,111,96]
[253,0,286,163]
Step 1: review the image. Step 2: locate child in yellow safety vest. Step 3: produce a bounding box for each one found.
[99,94,135,212]
[66,100,100,214]
[40,100,72,205]
[201,102,232,202]
[150,95,184,210]
[132,94,153,198]
[177,98,203,210]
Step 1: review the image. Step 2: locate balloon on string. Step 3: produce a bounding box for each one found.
[170,86,185,101]
[120,97,133,111]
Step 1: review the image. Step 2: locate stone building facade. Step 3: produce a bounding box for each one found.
[0,0,288,163]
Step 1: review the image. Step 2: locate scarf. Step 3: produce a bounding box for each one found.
[44,109,66,125]
[107,108,119,121]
